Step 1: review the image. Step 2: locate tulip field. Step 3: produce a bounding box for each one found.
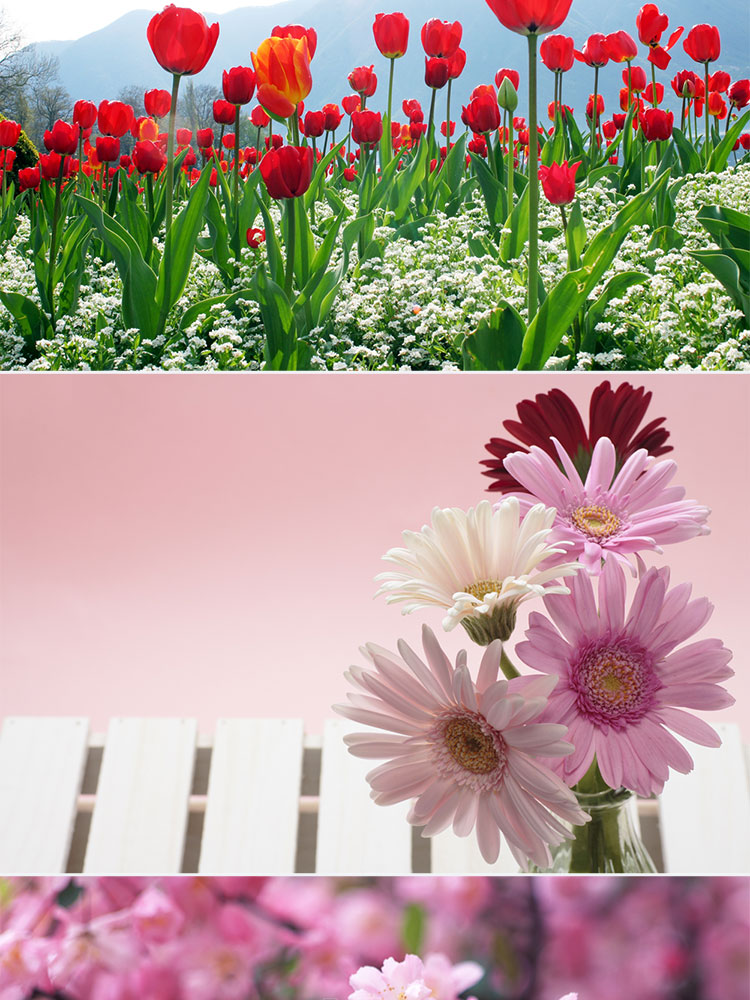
[0,2,748,370]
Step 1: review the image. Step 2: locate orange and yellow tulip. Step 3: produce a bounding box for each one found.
[251,35,312,119]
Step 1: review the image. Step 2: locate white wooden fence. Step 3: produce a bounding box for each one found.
[0,717,748,875]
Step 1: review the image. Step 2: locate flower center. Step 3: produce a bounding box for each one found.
[573,642,658,727]
[464,578,504,600]
[570,503,621,540]
[444,716,499,774]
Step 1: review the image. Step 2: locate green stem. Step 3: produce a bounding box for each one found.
[650,60,658,108]
[499,648,520,680]
[165,73,181,235]
[387,56,395,162]
[284,199,296,297]
[484,131,497,179]
[590,65,599,165]
[47,155,66,331]
[507,118,515,207]
[425,86,437,192]
[445,78,452,154]
[233,105,241,275]
[626,61,632,116]
[527,32,539,321]
[704,62,710,167]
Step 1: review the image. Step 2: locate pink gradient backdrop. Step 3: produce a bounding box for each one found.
[1,373,748,738]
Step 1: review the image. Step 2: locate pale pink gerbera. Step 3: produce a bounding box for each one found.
[515,559,734,797]
[503,436,709,574]
[348,953,483,1000]
[334,625,589,867]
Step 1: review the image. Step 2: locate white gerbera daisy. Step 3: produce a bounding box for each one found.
[376,498,580,644]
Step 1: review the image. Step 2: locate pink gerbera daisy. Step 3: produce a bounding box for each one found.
[502,436,709,574]
[334,625,589,867]
[515,559,734,797]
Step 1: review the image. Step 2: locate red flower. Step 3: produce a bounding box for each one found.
[322,103,343,130]
[147,5,219,76]
[574,33,609,67]
[348,65,377,97]
[343,165,358,181]
[373,12,410,58]
[707,92,727,119]
[468,134,488,157]
[481,381,673,493]
[0,119,21,147]
[223,66,256,105]
[132,139,167,173]
[144,89,171,118]
[250,106,270,128]
[463,92,501,133]
[271,24,317,59]
[729,79,750,109]
[73,100,97,129]
[623,65,647,92]
[484,0,572,35]
[643,81,664,105]
[495,68,520,89]
[708,70,730,93]
[602,119,617,139]
[213,99,236,125]
[44,120,80,156]
[351,109,383,146]
[447,47,467,79]
[420,18,462,56]
[672,69,699,98]
[95,136,120,162]
[640,107,673,139]
[196,127,214,148]
[540,34,574,72]
[409,121,427,139]
[18,166,41,191]
[537,159,580,204]
[424,56,450,89]
[0,149,16,171]
[586,93,605,120]
[259,144,313,198]
[342,95,362,115]
[683,24,720,64]
[403,98,423,121]
[604,30,638,62]
[98,100,134,137]
[636,4,683,70]
[304,110,325,137]
[265,133,283,150]
[39,151,73,179]
[246,226,266,247]
[176,128,192,146]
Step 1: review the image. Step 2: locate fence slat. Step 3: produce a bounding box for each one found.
[659,722,750,874]
[0,717,89,873]
[432,827,520,874]
[316,719,412,873]
[199,719,304,873]
[84,718,196,873]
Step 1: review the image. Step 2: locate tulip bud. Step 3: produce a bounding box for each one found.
[497,77,519,112]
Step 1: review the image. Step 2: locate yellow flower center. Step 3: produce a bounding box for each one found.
[444,717,499,774]
[464,578,504,600]
[570,503,621,539]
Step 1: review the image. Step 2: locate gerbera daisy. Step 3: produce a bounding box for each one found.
[515,559,734,797]
[503,436,709,574]
[376,499,580,645]
[334,626,589,867]
[482,380,672,493]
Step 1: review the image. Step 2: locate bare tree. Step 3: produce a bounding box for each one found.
[117,84,146,121]
[182,78,220,133]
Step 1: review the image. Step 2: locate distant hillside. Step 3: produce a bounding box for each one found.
[32,0,750,122]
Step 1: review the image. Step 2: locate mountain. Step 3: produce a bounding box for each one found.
[32,0,750,123]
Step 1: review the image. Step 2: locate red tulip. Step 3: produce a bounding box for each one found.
[373,12,410,58]
[213,99,236,125]
[547,101,573,121]
[484,0,572,36]
[708,71,730,93]
[447,47,467,79]
[463,92,501,133]
[574,33,609,67]
[420,18,462,56]
[0,119,21,147]
[271,24,317,59]
[538,159,580,203]
[250,106,270,128]
[304,110,325,137]
[348,65,377,97]
[98,100,134,137]
[351,109,383,146]
[468,134,488,157]
[73,100,97,129]
[95,136,120,162]
[639,107,673,140]
[540,34,574,72]
[0,148,16,171]
[740,133,750,150]
[683,24,720,64]
[424,56,450,89]
[605,31,638,63]
[147,5,219,76]
[623,66,647,92]
[619,89,644,113]
[636,4,683,70]
[18,166,41,191]
[495,68,520,89]
[246,226,266,247]
[672,69,699,98]
[259,144,313,198]
[132,139,167,173]
[176,128,192,146]
[322,103,343,130]
[39,151,73,179]
[602,119,617,139]
[342,95,362,115]
[44,120,80,156]
[223,66,256,105]
[586,93,605,120]
[196,127,214,148]
[729,79,750,109]
[643,82,664,105]
[343,166,358,181]
[265,133,284,150]
[707,92,727,118]
[403,99,423,121]
[144,89,171,118]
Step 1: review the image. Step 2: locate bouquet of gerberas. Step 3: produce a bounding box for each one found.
[335,381,734,872]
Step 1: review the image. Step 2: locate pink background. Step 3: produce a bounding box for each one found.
[1,373,748,739]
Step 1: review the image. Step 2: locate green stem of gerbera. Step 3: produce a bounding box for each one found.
[165,72,181,235]
[500,649,521,680]
[527,31,539,322]
[387,56,396,161]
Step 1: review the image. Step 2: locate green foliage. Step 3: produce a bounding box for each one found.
[0,112,39,174]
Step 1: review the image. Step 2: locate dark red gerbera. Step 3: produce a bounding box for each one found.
[481,381,673,492]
